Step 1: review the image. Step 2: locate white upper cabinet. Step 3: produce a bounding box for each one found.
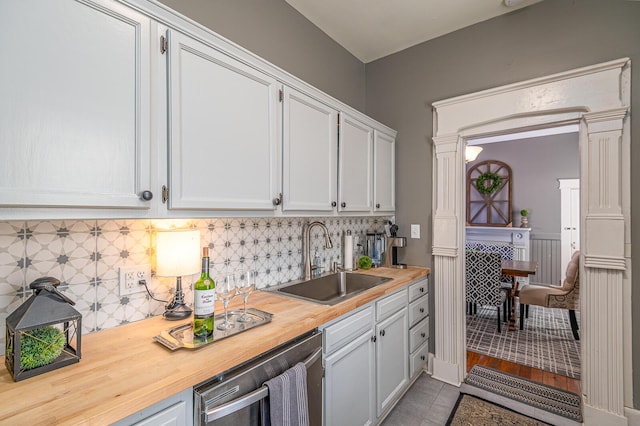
[166,30,280,211]
[0,0,151,209]
[373,130,395,212]
[338,114,373,213]
[282,87,338,212]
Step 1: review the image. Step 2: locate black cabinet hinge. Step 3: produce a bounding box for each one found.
[278,89,284,102]
[162,185,169,204]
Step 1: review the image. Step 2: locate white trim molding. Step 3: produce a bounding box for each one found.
[432,58,632,424]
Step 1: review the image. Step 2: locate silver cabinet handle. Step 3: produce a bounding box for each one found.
[206,346,322,421]
[273,193,283,206]
[341,202,346,208]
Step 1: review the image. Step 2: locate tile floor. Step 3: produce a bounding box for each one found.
[381,372,581,426]
[381,373,460,426]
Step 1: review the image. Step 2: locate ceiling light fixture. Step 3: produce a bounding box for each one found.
[465,146,483,163]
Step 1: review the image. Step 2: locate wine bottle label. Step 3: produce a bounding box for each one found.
[194,289,215,316]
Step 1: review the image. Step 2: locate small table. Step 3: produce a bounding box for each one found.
[501,260,538,330]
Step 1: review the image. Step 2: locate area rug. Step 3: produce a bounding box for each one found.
[466,305,581,379]
[446,394,550,425]
[465,365,583,423]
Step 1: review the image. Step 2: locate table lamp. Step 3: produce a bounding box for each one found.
[156,229,201,320]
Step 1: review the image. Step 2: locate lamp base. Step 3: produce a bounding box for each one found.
[163,276,192,320]
[163,299,192,320]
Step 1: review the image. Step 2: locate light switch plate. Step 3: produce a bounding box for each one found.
[411,224,421,239]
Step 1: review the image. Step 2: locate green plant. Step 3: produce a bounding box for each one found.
[358,256,373,270]
[520,209,529,217]
[20,326,66,370]
[475,172,502,195]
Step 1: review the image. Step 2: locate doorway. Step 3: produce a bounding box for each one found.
[463,130,581,394]
[559,178,580,272]
[430,58,631,424]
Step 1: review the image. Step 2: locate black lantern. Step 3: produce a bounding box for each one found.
[5,277,82,381]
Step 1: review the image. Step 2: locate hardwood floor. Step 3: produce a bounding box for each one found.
[467,350,581,395]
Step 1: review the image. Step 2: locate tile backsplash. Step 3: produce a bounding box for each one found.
[0,216,390,354]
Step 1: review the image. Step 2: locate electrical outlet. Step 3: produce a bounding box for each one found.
[119,265,151,296]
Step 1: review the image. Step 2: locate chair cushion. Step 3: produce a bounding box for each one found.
[519,284,566,307]
[560,251,580,291]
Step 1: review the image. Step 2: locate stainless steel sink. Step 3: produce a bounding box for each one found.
[272,272,391,305]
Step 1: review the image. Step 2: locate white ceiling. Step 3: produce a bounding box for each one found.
[284,0,543,63]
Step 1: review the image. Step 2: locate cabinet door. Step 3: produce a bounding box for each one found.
[0,0,151,209]
[324,331,375,426]
[167,30,280,210]
[282,87,337,211]
[376,307,408,417]
[373,130,395,212]
[338,114,372,212]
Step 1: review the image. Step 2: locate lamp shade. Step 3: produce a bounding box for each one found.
[465,146,483,163]
[156,230,201,277]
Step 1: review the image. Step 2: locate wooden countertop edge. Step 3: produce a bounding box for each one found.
[0,267,429,425]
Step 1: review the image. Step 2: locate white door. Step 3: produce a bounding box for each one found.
[339,114,373,212]
[282,87,338,212]
[375,307,408,417]
[324,331,375,426]
[0,0,151,209]
[373,130,395,212]
[559,178,580,274]
[166,30,280,210]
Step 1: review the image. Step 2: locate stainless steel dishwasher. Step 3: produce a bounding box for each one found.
[194,330,323,425]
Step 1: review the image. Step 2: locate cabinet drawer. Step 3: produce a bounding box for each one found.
[408,278,428,303]
[410,341,429,378]
[324,306,373,355]
[375,289,407,322]
[408,295,429,327]
[409,317,429,353]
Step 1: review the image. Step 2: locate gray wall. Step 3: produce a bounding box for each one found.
[468,133,579,234]
[365,0,640,407]
[158,0,366,111]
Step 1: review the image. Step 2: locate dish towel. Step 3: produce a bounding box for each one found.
[264,362,309,426]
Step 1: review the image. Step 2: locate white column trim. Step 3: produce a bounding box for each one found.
[431,133,466,385]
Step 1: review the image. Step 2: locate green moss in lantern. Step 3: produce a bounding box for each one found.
[20,326,66,370]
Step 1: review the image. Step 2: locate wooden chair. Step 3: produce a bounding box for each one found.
[465,251,507,332]
[518,251,580,340]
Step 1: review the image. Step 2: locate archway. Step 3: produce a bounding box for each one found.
[431,58,631,424]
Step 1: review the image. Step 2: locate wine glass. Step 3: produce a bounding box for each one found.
[235,269,255,322]
[216,273,236,331]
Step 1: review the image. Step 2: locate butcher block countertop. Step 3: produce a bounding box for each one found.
[0,266,429,425]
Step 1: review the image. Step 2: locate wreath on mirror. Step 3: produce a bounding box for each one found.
[476,172,502,195]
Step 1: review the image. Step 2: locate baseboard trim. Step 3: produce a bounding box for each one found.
[432,357,462,387]
[624,406,640,425]
[583,403,627,426]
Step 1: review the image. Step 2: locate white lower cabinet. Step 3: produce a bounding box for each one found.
[112,387,193,426]
[324,327,376,426]
[375,293,409,418]
[322,288,410,425]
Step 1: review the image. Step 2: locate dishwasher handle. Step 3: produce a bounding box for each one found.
[205,346,322,422]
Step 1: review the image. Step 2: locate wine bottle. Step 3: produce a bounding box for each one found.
[193,247,215,338]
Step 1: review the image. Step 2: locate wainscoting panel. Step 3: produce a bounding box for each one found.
[530,234,562,286]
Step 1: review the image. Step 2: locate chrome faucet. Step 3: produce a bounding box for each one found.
[302,221,333,280]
